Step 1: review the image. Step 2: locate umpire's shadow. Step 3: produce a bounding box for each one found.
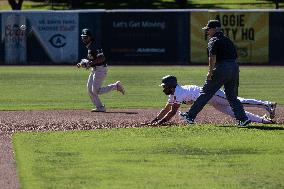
[219,125,284,130]
[243,125,284,130]
[104,111,138,114]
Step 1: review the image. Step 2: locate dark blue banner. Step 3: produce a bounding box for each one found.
[102,11,188,64]
[0,13,3,63]
[269,12,284,64]
[78,12,103,62]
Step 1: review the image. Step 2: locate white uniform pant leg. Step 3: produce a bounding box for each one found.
[87,67,105,108]
[209,95,263,123]
[87,70,95,106]
[96,66,117,94]
[237,97,271,112]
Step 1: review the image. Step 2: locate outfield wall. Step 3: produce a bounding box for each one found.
[0,10,283,65]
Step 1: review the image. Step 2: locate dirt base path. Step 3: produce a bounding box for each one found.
[1,107,283,189]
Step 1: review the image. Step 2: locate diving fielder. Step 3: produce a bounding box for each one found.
[148,75,276,125]
[77,28,125,112]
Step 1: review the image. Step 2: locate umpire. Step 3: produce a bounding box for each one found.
[180,20,251,126]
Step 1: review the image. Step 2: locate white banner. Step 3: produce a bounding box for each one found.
[2,12,79,64]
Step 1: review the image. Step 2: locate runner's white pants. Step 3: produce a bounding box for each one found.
[87,66,116,109]
[208,90,271,123]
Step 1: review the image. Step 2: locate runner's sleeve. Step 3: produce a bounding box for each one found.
[167,95,182,104]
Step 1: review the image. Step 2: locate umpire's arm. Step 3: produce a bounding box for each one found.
[207,55,216,80]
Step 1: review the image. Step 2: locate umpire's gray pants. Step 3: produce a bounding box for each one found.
[87,66,116,109]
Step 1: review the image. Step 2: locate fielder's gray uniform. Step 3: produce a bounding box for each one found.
[168,85,273,123]
[85,41,117,111]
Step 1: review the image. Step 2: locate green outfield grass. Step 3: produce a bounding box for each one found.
[13,125,284,189]
[0,66,283,110]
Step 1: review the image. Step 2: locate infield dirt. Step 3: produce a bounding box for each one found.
[1,106,283,189]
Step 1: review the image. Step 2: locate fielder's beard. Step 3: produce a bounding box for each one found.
[163,88,172,95]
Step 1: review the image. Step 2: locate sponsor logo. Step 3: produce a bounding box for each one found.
[49,34,66,48]
[137,48,165,53]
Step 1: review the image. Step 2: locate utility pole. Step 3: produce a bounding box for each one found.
[51,0,54,10]
[275,0,279,9]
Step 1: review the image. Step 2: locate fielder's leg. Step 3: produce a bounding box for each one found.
[87,68,105,111]
[87,70,96,105]
[95,67,125,95]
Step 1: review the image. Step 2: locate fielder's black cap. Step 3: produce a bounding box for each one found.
[81,28,92,37]
[160,75,177,88]
[202,20,221,30]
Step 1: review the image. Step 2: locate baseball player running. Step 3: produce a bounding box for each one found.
[77,28,125,112]
[147,75,276,125]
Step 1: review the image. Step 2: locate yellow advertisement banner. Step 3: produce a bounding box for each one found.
[190,11,269,64]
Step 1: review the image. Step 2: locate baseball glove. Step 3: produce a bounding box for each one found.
[77,59,91,69]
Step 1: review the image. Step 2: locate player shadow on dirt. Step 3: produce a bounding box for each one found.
[103,111,138,114]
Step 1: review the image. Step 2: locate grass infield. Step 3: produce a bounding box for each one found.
[0,66,283,110]
[13,126,284,189]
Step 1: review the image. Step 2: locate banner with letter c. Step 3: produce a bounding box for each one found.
[190,11,269,64]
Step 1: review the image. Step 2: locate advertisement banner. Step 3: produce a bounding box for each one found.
[103,12,179,63]
[2,14,26,64]
[2,12,78,64]
[269,12,284,64]
[190,11,269,64]
[78,12,103,61]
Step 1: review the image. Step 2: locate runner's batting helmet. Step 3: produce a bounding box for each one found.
[160,75,177,88]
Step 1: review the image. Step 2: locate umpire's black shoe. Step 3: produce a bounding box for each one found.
[237,119,251,127]
[179,111,195,124]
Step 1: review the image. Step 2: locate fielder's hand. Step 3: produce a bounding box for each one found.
[76,63,82,68]
[77,59,90,69]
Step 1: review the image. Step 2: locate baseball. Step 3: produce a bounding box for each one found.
[20,25,26,30]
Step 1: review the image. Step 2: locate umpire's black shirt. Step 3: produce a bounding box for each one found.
[207,32,237,64]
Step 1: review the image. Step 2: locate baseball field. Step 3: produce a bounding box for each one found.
[0,66,284,189]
